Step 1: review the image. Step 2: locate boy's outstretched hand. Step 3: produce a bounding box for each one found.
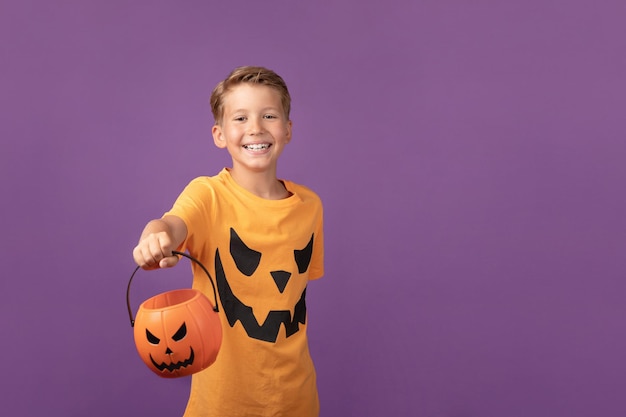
[133,216,187,270]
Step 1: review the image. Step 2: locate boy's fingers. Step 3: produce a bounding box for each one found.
[139,246,158,269]
[144,233,170,265]
[159,255,179,269]
[133,232,178,270]
[132,245,152,268]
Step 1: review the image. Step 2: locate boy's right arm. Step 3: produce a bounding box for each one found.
[133,215,188,270]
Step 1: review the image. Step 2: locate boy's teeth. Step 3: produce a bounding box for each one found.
[244,144,269,150]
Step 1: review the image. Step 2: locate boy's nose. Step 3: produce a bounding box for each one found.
[247,118,264,135]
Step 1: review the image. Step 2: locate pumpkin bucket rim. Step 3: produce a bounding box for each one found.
[137,288,212,312]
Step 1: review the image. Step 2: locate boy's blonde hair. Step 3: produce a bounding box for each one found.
[210,66,291,125]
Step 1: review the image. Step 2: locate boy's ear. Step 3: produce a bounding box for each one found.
[285,120,293,143]
[212,124,227,148]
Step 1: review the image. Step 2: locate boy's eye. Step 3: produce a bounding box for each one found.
[234,116,246,122]
[263,114,277,119]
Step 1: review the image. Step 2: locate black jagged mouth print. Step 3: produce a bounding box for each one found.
[149,347,195,372]
[215,249,307,343]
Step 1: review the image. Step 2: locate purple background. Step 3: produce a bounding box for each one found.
[1,1,625,416]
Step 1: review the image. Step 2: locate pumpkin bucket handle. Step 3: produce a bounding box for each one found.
[126,250,219,327]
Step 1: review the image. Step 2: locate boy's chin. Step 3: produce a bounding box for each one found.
[231,161,278,174]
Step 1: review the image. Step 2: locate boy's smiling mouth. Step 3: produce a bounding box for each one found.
[243,143,271,151]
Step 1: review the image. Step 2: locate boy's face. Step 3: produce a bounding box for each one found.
[212,84,292,176]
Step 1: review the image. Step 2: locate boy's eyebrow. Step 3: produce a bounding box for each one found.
[228,106,282,114]
[228,108,247,114]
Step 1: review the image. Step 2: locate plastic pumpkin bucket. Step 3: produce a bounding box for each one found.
[126,251,222,378]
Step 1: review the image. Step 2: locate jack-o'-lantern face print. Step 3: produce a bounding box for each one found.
[145,322,194,373]
[215,227,314,343]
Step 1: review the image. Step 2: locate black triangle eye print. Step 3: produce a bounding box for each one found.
[230,228,261,276]
[294,234,314,273]
[146,329,160,345]
[171,322,187,341]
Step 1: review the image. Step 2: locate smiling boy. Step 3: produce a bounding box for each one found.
[133,66,324,417]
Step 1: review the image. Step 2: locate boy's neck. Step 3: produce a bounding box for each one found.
[228,167,290,200]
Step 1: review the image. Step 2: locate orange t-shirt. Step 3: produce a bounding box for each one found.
[165,168,324,417]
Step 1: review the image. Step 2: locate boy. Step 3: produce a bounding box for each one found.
[133,66,324,417]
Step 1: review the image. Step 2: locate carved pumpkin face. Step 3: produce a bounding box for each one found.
[133,288,222,378]
[214,228,314,343]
